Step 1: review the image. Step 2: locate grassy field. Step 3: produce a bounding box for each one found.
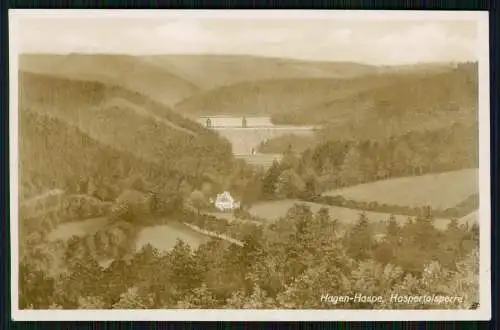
[46,218,210,249]
[135,221,210,252]
[459,211,478,227]
[47,217,109,242]
[44,219,209,273]
[248,199,453,230]
[324,169,479,210]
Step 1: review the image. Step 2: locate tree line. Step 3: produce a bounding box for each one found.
[307,193,478,220]
[247,122,478,207]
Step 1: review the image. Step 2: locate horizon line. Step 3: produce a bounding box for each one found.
[17,52,478,67]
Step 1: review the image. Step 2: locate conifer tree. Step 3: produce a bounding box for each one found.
[340,146,363,185]
[345,212,374,260]
[261,160,282,199]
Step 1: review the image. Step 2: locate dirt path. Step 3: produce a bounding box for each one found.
[183,222,244,247]
[104,98,197,136]
[21,188,65,206]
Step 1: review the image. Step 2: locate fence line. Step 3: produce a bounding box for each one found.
[182,222,244,247]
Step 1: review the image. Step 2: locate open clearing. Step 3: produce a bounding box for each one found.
[459,211,478,227]
[323,169,478,210]
[47,217,109,242]
[47,218,210,253]
[249,199,452,230]
[135,221,210,252]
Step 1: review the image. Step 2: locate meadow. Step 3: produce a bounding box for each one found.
[460,211,478,226]
[47,217,109,242]
[135,221,210,252]
[47,217,210,254]
[248,199,454,230]
[323,168,478,210]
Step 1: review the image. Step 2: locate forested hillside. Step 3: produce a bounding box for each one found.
[19,108,162,200]
[174,74,417,116]
[246,121,479,225]
[173,63,474,121]
[256,63,477,157]
[19,72,235,179]
[273,63,478,128]
[307,122,478,186]
[274,63,478,139]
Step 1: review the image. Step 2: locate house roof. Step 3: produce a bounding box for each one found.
[216,191,233,200]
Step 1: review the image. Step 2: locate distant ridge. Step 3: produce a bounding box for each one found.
[19,71,236,181]
[19,53,201,106]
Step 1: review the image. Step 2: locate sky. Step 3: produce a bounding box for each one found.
[10,11,481,65]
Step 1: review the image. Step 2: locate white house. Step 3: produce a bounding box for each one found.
[215,191,240,212]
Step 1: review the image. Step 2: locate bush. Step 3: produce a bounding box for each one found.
[110,202,134,222]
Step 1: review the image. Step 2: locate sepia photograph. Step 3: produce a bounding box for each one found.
[9,10,491,321]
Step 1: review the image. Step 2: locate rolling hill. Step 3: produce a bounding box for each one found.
[19,54,201,106]
[295,62,478,140]
[174,74,403,116]
[19,53,384,107]
[20,108,139,199]
[173,63,472,121]
[20,54,468,135]
[18,71,241,261]
[141,54,380,90]
[323,168,479,211]
[19,71,235,180]
[250,63,478,152]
